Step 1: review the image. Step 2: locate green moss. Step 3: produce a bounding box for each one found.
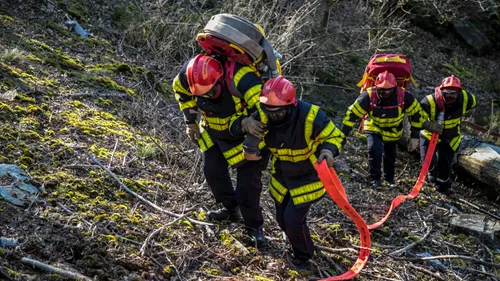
[0,102,16,121]
[15,93,36,103]
[163,265,174,275]
[45,52,84,71]
[26,38,52,51]
[26,53,43,63]
[89,76,136,96]
[441,58,475,79]
[203,268,221,276]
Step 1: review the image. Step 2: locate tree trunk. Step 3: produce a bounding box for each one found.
[399,118,500,191]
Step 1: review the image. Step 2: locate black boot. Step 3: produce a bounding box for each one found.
[371,180,381,189]
[247,228,266,247]
[291,257,312,271]
[207,207,242,222]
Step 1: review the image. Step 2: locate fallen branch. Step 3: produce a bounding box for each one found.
[87,152,213,226]
[21,257,92,281]
[71,92,133,100]
[316,245,358,254]
[407,263,445,281]
[396,254,500,269]
[456,198,500,221]
[389,227,432,257]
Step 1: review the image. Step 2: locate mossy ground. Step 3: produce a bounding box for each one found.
[0,1,499,281]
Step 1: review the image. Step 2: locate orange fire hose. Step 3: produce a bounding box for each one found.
[367,131,440,230]
[316,161,371,281]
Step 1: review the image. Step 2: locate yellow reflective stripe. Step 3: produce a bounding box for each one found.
[205,116,232,125]
[232,95,243,113]
[289,181,323,197]
[197,129,214,152]
[179,99,197,110]
[243,84,262,108]
[421,130,434,141]
[375,56,406,64]
[462,90,468,115]
[368,115,404,127]
[292,187,325,205]
[350,102,366,118]
[269,185,284,203]
[233,66,254,86]
[305,105,319,140]
[450,133,461,151]
[172,76,192,96]
[343,119,355,127]
[223,143,243,159]
[203,115,232,131]
[442,118,460,129]
[365,122,403,141]
[427,95,436,121]
[256,103,269,124]
[270,177,287,203]
[471,92,476,108]
[405,99,420,116]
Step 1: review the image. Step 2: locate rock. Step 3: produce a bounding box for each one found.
[450,213,500,240]
[453,21,492,55]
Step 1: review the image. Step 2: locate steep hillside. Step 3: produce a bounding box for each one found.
[0,1,499,281]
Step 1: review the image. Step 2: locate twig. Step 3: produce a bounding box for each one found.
[140,214,188,254]
[21,257,92,281]
[56,202,92,227]
[454,266,499,280]
[395,254,500,269]
[316,245,358,254]
[0,266,14,281]
[63,164,98,170]
[407,263,445,281]
[389,227,432,257]
[108,139,119,169]
[363,273,402,281]
[87,152,213,226]
[457,198,500,221]
[71,92,133,100]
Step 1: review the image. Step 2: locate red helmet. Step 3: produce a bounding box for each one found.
[186,54,223,96]
[440,75,461,91]
[260,76,297,106]
[374,71,397,89]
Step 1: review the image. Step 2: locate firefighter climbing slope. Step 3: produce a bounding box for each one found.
[413,75,477,193]
[235,76,344,269]
[341,71,441,188]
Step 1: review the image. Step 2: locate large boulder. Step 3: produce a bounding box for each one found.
[453,20,492,55]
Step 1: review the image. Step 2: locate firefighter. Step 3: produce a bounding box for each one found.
[341,71,441,188]
[172,54,269,245]
[412,75,476,193]
[232,76,344,269]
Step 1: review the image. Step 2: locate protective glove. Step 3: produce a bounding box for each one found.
[317,149,335,168]
[408,138,419,152]
[241,116,266,138]
[422,121,443,134]
[186,123,201,142]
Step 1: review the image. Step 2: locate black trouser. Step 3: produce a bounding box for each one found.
[275,194,314,261]
[367,133,397,182]
[420,137,455,191]
[202,144,267,229]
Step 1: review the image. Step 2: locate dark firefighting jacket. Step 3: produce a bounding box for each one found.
[262,101,344,207]
[419,90,476,151]
[342,87,427,141]
[172,60,265,167]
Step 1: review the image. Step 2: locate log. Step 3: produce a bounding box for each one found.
[399,118,500,191]
[450,213,500,240]
[455,141,500,191]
